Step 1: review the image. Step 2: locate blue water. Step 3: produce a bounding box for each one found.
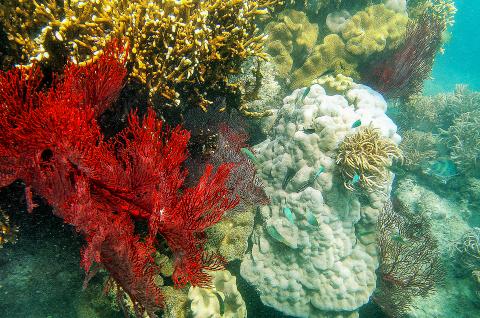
[425,0,480,94]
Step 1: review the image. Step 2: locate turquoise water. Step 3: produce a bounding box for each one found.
[425,0,480,94]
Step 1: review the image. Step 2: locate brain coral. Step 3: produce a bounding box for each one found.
[341,4,408,56]
[240,83,400,318]
[264,9,318,78]
[290,34,358,89]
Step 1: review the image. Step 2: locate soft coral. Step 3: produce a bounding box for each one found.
[0,41,237,315]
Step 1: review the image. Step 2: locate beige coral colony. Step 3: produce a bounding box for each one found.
[3,1,478,318]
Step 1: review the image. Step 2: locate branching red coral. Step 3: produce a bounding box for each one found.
[362,12,445,99]
[0,40,237,316]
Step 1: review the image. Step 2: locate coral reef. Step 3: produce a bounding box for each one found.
[384,0,407,13]
[392,85,479,133]
[362,10,445,99]
[341,4,408,57]
[205,208,256,262]
[188,270,247,318]
[290,34,358,89]
[207,124,270,213]
[285,0,343,15]
[446,110,480,175]
[374,199,443,317]
[229,56,285,123]
[240,82,400,318]
[0,0,277,109]
[161,286,189,318]
[264,9,318,78]
[392,86,480,175]
[393,177,477,317]
[399,130,440,170]
[0,44,237,315]
[455,228,480,274]
[336,126,402,191]
[312,74,355,95]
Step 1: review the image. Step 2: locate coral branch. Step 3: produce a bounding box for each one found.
[374,199,443,317]
[0,41,236,315]
[362,12,445,99]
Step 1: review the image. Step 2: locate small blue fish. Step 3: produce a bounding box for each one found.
[351,119,361,128]
[241,148,258,164]
[266,225,285,243]
[303,128,316,134]
[423,159,457,184]
[312,166,325,181]
[296,166,325,192]
[295,87,311,106]
[266,225,296,249]
[351,173,360,185]
[305,210,318,226]
[283,206,296,224]
[301,86,311,101]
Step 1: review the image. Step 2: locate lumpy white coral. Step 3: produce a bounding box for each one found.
[188,270,246,318]
[240,83,400,318]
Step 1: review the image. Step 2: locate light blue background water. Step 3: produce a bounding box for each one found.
[424,0,480,94]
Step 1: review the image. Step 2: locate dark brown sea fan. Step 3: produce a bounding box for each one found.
[374,199,443,317]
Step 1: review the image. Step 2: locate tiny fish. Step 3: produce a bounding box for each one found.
[282,168,296,190]
[213,291,225,315]
[283,206,296,224]
[301,86,311,102]
[266,225,296,249]
[305,210,318,226]
[423,159,457,184]
[295,87,311,106]
[351,173,360,185]
[312,166,325,181]
[351,119,361,128]
[241,148,258,164]
[296,166,324,192]
[319,69,335,78]
[303,128,316,134]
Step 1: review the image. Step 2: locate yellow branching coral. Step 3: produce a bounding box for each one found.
[285,0,343,14]
[0,0,277,109]
[336,126,402,191]
[408,0,456,27]
[341,4,408,56]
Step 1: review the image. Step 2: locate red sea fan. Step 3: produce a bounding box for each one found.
[63,40,129,116]
[362,12,445,99]
[0,41,237,316]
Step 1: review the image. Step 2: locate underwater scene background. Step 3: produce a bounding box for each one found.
[0,0,478,318]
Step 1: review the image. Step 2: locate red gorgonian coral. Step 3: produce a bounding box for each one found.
[0,41,237,316]
[361,12,445,100]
